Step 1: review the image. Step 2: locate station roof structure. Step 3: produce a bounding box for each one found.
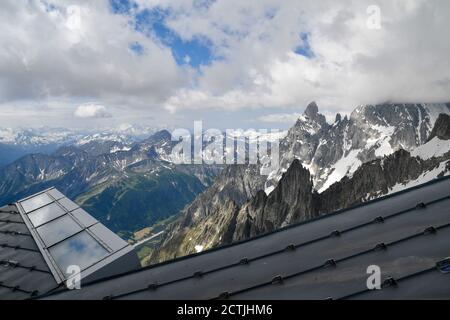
[1,177,450,300]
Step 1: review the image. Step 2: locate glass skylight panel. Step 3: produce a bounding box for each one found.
[27,202,66,227]
[58,197,79,212]
[20,193,53,213]
[15,188,138,285]
[71,208,98,228]
[48,231,109,277]
[88,223,128,251]
[47,188,65,200]
[36,215,83,247]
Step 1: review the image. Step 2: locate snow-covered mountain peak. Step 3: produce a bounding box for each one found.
[411,137,450,161]
[266,102,450,195]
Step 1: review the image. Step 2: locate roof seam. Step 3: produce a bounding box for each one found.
[0,282,36,295]
[0,260,51,273]
[338,266,438,300]
[0,210,19,214]
[0,243,39,252]
[0,230,32,237]
[0,219,25,225]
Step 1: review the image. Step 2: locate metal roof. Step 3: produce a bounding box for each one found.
[41,176,450,300]
[0,204,58,299]
[0,188,140,300]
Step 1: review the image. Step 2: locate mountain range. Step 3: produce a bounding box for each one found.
[0,129,221,237]
[0,125,158,167]
[148,103,450,264]
[1,102,449,256]
[0,124,288,241]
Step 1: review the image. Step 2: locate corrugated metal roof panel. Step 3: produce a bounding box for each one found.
[0,204,59,300]
[42,176,450,300]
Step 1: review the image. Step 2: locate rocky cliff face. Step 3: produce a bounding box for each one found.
[148,110,450,265]
[176,164,266,227]
[233,159,317,241]
[150,164,266,261]
[428,113,450,140]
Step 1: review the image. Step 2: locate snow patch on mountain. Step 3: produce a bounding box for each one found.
[318,149,362,193]
[411,137,450,160]
[226,129,288,143]
[388,160,450,195]
[110,146,132,154]
[194,245,204,253]
[374,138,394,157]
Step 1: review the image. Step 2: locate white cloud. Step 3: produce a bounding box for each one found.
[157,0,450,115]
[0,1,184,106]
[257,113,302,124]
[74,104,111,118]
[0,0,450,129]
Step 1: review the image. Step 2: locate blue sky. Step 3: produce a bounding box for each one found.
[295,33,315,59]
[110,0,313,68]
[111,0,215,68]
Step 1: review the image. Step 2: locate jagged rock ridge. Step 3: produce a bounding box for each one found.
[267,102,450,193]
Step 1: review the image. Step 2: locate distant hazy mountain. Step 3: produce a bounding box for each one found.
[0,129,221,236]
[149,103,450,264]
[0,125,158,167]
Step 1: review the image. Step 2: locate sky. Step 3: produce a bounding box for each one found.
[0,0,450,130]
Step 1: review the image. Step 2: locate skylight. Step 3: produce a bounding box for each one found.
[15,188,138,285]
[49,232,110,277]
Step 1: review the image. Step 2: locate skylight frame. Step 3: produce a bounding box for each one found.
[36,214,84,247]
[15,187,133,285]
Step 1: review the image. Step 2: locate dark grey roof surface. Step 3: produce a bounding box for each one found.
[346,265,450,300]
[0,204,59,300]
[42,176,450,300]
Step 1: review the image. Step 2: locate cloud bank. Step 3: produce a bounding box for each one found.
[0,0,449,128]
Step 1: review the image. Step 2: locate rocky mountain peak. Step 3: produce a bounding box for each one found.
[302,101,327,125]
[147,130,172,142]
[291,102,329,136]
[428,113,450,141]
[304,101,319,118]
[269,159,314,205]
